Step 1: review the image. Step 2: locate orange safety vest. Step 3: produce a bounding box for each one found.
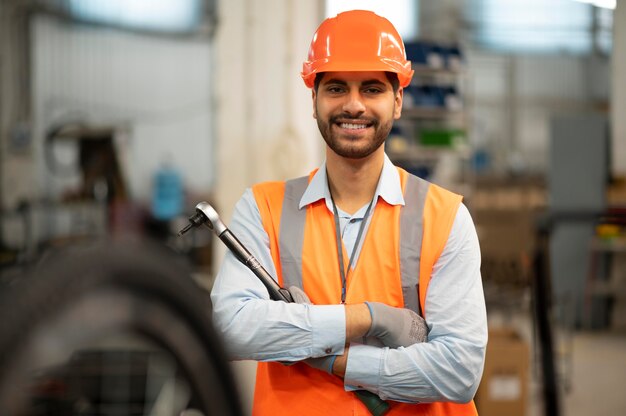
[250,167,478,416]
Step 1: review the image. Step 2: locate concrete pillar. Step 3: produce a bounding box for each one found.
[612,1,626,175]
[0,2,36,210]
[213,0,323,225]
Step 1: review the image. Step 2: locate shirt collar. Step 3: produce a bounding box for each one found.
[299,153,405,211]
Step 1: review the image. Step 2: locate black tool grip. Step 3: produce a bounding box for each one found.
[217,229,293,303]
[355,391,390,416]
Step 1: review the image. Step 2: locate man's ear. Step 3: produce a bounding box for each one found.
[393,88,404,120]
[312,89,318,119]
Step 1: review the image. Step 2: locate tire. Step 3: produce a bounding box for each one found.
[0,238,243,416]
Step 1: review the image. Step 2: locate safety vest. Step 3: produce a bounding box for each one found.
[250,167,478,416]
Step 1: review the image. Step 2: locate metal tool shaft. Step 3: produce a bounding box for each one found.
[217,228,293,303]
[180,202,293,303]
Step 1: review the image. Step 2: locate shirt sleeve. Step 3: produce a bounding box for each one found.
[343,203,488,403]
[210,189,347,362]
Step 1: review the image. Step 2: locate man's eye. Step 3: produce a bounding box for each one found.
[327,86,344,93]
[364,87,383,94]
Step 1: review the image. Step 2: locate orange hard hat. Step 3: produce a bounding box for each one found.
[301,10,414,88]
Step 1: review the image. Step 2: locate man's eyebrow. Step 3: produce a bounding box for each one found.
[361,79,387,87]
[322,78,387,87]
[323,78,348,86]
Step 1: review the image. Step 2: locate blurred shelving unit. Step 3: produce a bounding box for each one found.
[387,41,472,197]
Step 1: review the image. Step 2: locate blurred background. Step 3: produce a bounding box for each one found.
[0,0,624,415]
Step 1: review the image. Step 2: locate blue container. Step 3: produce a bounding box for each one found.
[152,165,183,220]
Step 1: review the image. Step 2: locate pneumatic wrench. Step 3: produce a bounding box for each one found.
[178,202,293,303]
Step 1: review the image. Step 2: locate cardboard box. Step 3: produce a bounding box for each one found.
[473,209,538,259]
[473,208,538,287]
[475,328,529,416]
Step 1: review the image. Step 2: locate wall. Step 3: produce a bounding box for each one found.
[32,14,215,203]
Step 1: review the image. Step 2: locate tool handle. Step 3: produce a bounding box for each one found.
[355,391,390,416]
[217,229,293,303]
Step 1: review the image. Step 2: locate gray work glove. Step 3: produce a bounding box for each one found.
[286,286,337,374]
[287,286,311,304]
[365,302,428,348]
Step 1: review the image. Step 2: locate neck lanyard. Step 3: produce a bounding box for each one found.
[331,197,375,304]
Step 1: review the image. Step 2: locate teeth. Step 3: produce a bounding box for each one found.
[340,123,367,130]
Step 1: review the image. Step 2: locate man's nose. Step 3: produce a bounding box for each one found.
[342,90,366,116]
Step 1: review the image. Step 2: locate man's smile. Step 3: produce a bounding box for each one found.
[332,116,376,133]
[337,122,371,130]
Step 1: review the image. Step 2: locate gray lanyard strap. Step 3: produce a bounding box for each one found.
[331,197,374,304]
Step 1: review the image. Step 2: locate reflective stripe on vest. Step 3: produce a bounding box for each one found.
[278,176,308,290]
[279,173,429,315]
[399,174,429,316]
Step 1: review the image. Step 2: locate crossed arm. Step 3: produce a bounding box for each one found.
[288,291,427,378]
[210,190,487,403]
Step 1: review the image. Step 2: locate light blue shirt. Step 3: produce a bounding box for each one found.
[210,154,487,403]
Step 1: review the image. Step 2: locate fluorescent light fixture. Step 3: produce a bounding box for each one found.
[68,0,202,33]
[325,0,419,41]
[573,0,616,9]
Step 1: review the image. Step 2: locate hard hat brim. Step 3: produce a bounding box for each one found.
[301,59,413,89]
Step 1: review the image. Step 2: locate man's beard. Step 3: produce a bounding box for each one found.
[316,113,393,159]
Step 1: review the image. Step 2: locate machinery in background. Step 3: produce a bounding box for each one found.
[0,239,243,416]
[0,123,125,282]
[0,122,214,284]
[45,122,129,204]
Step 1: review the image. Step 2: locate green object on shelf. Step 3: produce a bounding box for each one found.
[418,129,465,147]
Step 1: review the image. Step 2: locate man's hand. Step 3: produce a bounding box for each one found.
[365,302,428,348]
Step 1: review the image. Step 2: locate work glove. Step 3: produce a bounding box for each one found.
[365,302,428,348]
[286,286,337,374]
[287,286,311,304]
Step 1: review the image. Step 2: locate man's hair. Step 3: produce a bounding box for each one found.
[313,72,400,94]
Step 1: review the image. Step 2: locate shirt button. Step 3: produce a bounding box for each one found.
[325,348,332,354]
[349,219,357,223]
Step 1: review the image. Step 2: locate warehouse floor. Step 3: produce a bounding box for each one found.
[531,330,626,416]
[462,283,626,416]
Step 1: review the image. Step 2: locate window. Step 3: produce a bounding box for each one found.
[464,0,613,54]
[68,0,206,34]
[595,6,614,54]
[325,0,419,41]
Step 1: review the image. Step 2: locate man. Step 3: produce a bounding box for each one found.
[211,10,487,415]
